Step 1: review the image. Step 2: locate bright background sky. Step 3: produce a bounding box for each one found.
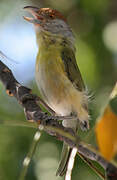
[0,0,38,84]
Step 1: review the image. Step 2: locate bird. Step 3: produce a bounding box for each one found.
[24,6,89,176]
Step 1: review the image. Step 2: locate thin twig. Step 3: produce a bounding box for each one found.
[19,130,42,180]
[65,148,77,180]
[79,153,105,180]
[0,119,37,128]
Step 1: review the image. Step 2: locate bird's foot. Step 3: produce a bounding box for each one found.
[79,120,89,131]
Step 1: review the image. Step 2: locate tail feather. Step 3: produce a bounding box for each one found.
[56,143,72,176]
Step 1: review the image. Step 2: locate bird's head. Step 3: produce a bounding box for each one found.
[24,6,74,42]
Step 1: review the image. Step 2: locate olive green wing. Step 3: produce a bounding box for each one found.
[61,48,85,91]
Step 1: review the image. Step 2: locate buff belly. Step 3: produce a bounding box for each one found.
[36,62,73,116]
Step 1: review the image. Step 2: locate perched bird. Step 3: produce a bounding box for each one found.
[24,6,89,176]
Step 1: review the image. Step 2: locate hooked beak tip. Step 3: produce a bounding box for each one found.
[23,6,39,12]
[23,6,43,25]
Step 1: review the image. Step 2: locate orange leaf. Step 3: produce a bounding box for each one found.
[95,106,117,160]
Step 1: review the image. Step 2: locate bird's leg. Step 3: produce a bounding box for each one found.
[56,112,77,122]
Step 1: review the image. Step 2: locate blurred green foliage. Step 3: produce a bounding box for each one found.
[0,0,117,179]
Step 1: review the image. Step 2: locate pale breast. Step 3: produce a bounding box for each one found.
[35,57,74,116]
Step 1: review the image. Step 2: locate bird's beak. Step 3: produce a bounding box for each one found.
[23,6,43,24]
